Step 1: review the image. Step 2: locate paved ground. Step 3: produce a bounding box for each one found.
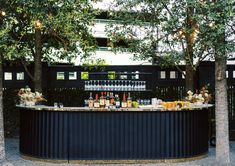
[1,138,235,166]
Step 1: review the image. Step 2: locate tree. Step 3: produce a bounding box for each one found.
[2,0,97,92]
[0,9,18,161]
[106,0,218,91]
[106,0,235,164]
[207,0,234,164]
[0,10,6,161]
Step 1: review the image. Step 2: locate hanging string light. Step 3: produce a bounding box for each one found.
[0,11,6,16]
[34,20,42,29]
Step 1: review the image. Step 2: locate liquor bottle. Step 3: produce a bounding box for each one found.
[99,92,105,108]
[110,92,115,108]
[127,92,132,108]
[115,94,120,108]
[105,92,110,108]
[88,92,94,108]
[121,93,127,108]
[94,94,100,108]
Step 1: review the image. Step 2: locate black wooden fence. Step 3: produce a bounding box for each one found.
[3,61,235,139]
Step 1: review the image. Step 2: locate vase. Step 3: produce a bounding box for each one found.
[194,101,203,106]
[24,100,36,106]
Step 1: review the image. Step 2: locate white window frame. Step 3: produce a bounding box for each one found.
[56,72,65,80]
[4,72,12,80]
[16,72,24,80]
[160,71,166,79]
[182,71,186,79]
[69,72,77,80]
[170,71,176,79]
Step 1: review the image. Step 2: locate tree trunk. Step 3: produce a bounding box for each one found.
[34,28,42,93]
[0,59,5,160]
[215,56,230,165]
[185,64,195,92]
[185,5,196,92]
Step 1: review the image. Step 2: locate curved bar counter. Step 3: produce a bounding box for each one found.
[18,105,210,163]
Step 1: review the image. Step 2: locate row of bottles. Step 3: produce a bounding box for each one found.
[87,92,132,109]
[84,80,146,91]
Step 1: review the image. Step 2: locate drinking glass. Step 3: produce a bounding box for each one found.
[120,80,124,91]
[97,80,101,91]
[128,80,132,91]
[90,80,94,90]
[84,81,88,90]
[143,81,146,90]
[110,80,114,91]
[104,80,107,91]
[114,80,117,91]
[54,102,58,108]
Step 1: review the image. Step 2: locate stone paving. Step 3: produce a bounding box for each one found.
[1,138,235,166]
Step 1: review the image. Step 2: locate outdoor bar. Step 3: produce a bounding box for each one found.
[18,105,210,163]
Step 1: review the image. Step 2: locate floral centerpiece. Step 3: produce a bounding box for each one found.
[186,86,212,105]
[18,87,46,106]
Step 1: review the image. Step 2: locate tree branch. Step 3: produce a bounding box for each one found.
[175,63,185,75]
[161,2,174,18]
[21,61,34,81]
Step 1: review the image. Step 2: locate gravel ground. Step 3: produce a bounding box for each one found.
[1,138,235,166]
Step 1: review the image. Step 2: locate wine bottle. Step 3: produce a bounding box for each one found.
[105,92,110,108]
[100,92,105,108]
[121,93,127,108]
[94,94,100,108]
[88,92,94,108]
[110,92,115,109]
[127,92,132,108]
[115,94,120,109]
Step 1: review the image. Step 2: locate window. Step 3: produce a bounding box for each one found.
[69,72,77,80]
[4,72,12,80]
[16,72,24,80]
[132,71,139,80]
[120,72,128,79]
[233,71,235,78]
[160,71,166,79]
[108,71,116,79]
[170,71,176,79]
[182,71,186,79]
[81,72,89,80]
[226,71,229,78]
[56,72,65,80]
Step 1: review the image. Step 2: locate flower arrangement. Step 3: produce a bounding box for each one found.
[186,86,212,104]
[18,87,46,106]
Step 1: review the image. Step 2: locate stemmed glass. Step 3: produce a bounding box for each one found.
[128,80,132,91]
[143,81,146,90]
[114,80,117,91]
[103,80,107,91]
[84,81,88,90]
[120,80,124,91]
[90,80,94,90]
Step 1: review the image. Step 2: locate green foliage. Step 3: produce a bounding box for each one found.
[108,71,116,79]
[81,71,89,80]
[0,10,18,61]
[82,57,108,66]
[0,0,98,63]
[106,0,235,65]
[82,57,108,71]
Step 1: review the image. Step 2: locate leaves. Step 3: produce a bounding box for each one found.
[106,0,235,65]
[0,0,97,63]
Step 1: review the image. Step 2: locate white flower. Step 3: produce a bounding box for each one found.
[25,88,31,92]
[188,96,193,101]
[35,92,42,97]
[204,93,208,97]
[198,94,203,98]
[187,90,193,96]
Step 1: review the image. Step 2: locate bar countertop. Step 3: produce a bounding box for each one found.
[16,104,213,112]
